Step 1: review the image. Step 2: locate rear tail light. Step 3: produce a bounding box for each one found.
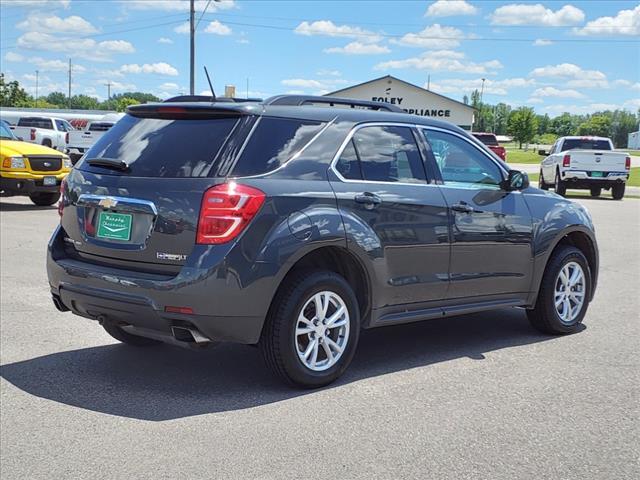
[625,156,631,170]
[58,178,66,218]
[65,132,69,144]
[196,182,265,244]
[30,128,36,141]
[562,154,571,167]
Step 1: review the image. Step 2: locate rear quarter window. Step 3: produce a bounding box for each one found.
[232,117,324,177]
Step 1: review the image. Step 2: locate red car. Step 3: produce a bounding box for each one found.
[472,132,506,161]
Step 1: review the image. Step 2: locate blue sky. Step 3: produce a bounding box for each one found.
[1,0,638,116]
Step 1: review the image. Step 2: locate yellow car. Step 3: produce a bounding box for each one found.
[1,120,72,206]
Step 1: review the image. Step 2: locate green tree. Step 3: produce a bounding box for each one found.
[45,91,68,107]
[111,92,161,104]
[69,94,100,110]
[577,115,612,137]
[536,114,551,135]
[550,113,575,137]
[493,103,511,135]
[462,94,469,105]
[508,107,538,148]
[609,109,640,148]
[115,97,140,112]
[0,73,30,107]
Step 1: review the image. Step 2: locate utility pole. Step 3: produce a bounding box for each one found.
[190,0,195,95]
[68,58,72,109]
[35,70,39,108]
[104,81,112,102]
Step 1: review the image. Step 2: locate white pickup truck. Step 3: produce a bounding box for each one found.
[10,116,73,152]
[538,136,631,199]
[67,114,123,164]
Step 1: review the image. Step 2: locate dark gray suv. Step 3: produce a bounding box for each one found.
[47,95,598,387]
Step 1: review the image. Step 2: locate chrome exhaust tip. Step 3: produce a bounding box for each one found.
[171,326,211,344]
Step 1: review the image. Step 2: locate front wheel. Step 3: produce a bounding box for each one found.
[29,192,60,206]
[555,171,567,196]
[260,270,360,388]
[612,183,625,200]
[590,187,601,197]
[527,246,591,335]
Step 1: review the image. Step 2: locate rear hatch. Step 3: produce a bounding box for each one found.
[61,105,255,272]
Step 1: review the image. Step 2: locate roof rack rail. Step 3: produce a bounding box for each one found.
[263,95,405,113]
[163,95,262,103]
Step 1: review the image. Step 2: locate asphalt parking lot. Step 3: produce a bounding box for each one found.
[1,195,638,480]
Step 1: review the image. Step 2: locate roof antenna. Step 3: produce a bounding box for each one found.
[203,66,216,101]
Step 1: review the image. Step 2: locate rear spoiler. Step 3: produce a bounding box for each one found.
[162,95,262,103]
[127,103,255,119]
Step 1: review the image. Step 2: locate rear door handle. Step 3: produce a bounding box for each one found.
[451,202,474,213]
[355,193,382,208]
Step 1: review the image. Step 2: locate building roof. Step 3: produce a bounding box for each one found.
[326,75,475,111]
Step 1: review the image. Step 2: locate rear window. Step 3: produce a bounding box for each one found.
[77,114,239,177]
[562,139,611,151]
[88,122,114,132]
[473,133,499,146]
[18,117,53,129]
[232,117,324,177]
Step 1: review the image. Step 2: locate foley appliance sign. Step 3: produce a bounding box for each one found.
[371,88,452,118]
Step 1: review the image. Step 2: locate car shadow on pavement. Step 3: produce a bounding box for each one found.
[0,200,57,211]
[0,309,580,421]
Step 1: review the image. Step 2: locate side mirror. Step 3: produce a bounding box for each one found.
[538,149,548,156]
[502,170,529,191]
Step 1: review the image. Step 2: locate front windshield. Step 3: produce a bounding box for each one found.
[0,123,15,140]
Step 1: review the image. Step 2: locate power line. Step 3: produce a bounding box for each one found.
[195,0,213,30]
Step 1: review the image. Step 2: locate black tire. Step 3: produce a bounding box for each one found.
[102,322,162,346]
[538,170,549,190]
[589,187,601,197]
[527,245,591,335]
[260,270,361,388]
[555,170,567,196]
[42,139,52,148]
[612,183,625,200]
[29,192,60,206]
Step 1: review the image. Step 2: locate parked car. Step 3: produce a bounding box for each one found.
[10,116,73,151]
[539,136,630,199]
[1,119,72,205]
[472,132,506,160]
[47,95,599,387]
[67,115,123,164]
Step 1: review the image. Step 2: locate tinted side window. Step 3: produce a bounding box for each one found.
[233,117,324,177]
[336,140,362,180]
[55,120,68,132]
[423,130,503,187]
[352,126,426,183]
[18,117,53,129]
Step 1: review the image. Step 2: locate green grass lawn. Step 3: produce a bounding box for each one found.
[505,149,543,164]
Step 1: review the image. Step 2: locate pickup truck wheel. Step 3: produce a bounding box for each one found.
[612,183,625,200]
[538,170,549,190]
[554,171,567,196]
[42,139,52,148]
[260,270,360,388]
[102,322,162,346]
[527,246,590,335]
[589,187,601,197]
[29,192,60,206]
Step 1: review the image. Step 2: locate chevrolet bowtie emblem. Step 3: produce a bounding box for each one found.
[98,197,118,209]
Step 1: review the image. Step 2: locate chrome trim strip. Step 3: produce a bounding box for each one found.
[77,194,158,216]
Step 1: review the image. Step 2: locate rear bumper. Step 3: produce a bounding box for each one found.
[1,176,61,195]
[47,226,275,345]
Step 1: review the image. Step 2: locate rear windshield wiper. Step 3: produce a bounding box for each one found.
[86,158,129,171]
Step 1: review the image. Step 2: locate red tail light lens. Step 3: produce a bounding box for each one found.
[30,128,36,141]
[562,154,571,167]
[625,156,631,170]
[196,183,265,244]
[58,178,66,218]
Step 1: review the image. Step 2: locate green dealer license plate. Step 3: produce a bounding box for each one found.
[590,171,604,177]
[96,212,132,241]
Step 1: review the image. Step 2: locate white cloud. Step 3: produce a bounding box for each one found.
[573,5,640,36]
[426,77,535,96]
[23,73,49,82]
[125,0,235,12]
[542,103,626,116]
[17,13,97,35]
[294,20,380,43]
[158,37,173,44]
[317,69,341,77]
[391,24,467,49]
[4,52,24,62]
[527,98,544,104]
[204,20,232,35]
[614,79,640,91]
[425,1,478,17]
[120,62,179,76]
[281,78,349,93]
[6,0,70,8]
[174,22,190,34]
[490,3,585,26]
[16,32,134,61]
[375,50,502,75]
[28,57,86,73]
[530,63,606,83]
[533,39,553,46]
[625,98,640,110]
[159,82,180,91]
[96,79,137,92]
[532,87,585,99]
[324,42,390,55]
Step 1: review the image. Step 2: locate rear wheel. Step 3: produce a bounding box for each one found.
[260,270,360,388]
[555,170,567,196]
[538,170,549,190]
[589,187,601,197]
[29,191,60,206]
[102,322,161,347]
[42,139,52,148]
[527,246,590,335]
[612,183,625,200]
